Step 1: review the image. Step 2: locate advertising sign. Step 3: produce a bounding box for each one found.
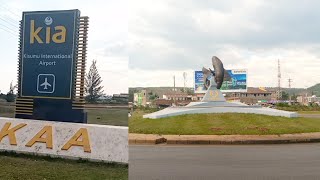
[194,69,247,93]
[21,10,79,99]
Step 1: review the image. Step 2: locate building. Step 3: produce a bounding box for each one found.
[163,93,192,101]
[111,93,128,104]
[155,92,192,107]
[133,90,148,106]
[113,93,129,98]
[297,95,320,105]
[132,86,280,107]
[228,87,272,104]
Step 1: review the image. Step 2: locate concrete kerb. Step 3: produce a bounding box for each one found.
[129,133,320,145]
[129,134,166,145]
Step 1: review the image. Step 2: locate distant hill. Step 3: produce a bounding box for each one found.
[307,83,320,96]
[281,87,305,95]
[282,83,320,97]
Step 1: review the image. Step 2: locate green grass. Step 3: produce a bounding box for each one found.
[0,105,128,126]
[276,104,320,111]
[0,105,14,118]
[87,108,128,126]
[129,110,320,135]
[0,151,127,180]
[298,111,320,114]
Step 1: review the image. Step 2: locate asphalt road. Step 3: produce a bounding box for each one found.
[130,144,320,180]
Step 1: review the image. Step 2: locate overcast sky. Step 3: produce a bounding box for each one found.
[0,0,127,95]
[2,1,320,94]
[129,0,320,89]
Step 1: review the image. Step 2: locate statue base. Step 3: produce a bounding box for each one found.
[143,79,298,119]
[143,101,298,119]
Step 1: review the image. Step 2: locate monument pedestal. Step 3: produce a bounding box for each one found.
[143,79,298,119]
[143,103,298,119]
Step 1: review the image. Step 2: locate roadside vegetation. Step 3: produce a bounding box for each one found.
[87,108,128,126]
[0,151,127,180]
[129,110,320,135]
[276,103,320,112]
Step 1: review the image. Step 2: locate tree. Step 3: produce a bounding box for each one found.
[85,60,104,103]
[280,91,289,100]
[149,93,159,100]
[6,81,17,102]
[129,88,139,102]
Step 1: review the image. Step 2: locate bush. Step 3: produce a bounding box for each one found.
[275,104,320,111]
[5,93,15,102]
[276,103,289,107]
[134,106,161,113]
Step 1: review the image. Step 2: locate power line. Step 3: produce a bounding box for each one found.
[0,22,18,34]
[0,16,19,29]
[2,14,20,24]
[0,2,21,19]
[0,26,18,37]
[0,3,20,36]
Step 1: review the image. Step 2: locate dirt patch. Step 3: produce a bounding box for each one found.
[210,127,224,131]
[246,126,270,132]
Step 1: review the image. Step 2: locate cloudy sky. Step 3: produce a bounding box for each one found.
[0,0,127,95]
[129,0,320,89]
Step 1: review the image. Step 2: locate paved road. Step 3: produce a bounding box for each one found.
[130,144,320,180]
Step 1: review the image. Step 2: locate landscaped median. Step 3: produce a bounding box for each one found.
[129,110,320,145]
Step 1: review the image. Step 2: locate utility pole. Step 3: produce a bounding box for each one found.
[288,78,292,105]
[173,75,176,92]
[173,75,176,106]
[183,72,187,93]
[277,59,282,101]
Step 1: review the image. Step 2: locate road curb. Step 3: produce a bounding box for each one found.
[129,133,320,145]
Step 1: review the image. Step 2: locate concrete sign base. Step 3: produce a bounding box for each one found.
[0,117,128,163]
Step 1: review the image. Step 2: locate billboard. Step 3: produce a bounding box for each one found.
[194,69,247,93]
[21,10,79,99]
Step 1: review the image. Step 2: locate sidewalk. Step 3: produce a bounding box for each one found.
[129,132,320,145]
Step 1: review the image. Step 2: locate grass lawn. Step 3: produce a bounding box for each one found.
[0,152,127,180]
[129,110,320,135]
[87,108,127,126]
[298,111,320,114]
[0,105,128,126]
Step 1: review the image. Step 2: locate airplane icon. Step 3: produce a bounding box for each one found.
[37,74,55,93]
[40,78,51,89]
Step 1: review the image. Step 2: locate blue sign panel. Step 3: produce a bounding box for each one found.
[21,10,79,99]
[194,69,247,93]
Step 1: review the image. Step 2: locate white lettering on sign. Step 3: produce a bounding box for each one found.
[232,69,247,74]
[23,53,72,59]
[39,61,56,66]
